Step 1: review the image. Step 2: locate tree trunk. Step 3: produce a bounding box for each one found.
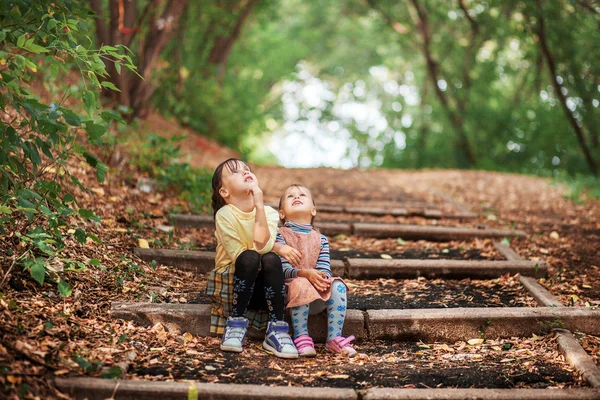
[89,0,109,46]
[129,0,190,118]
[408,0,477,168]
[535,0,597,175]
[206,0,259,83]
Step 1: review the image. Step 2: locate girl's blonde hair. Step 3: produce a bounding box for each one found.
[278,184,316,225]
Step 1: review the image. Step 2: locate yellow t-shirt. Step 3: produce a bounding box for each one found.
[214,204,279,270]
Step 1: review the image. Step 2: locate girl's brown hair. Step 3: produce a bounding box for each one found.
[278,184,316,225]
[211,158,247,217]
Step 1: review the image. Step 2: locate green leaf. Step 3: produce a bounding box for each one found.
[83,151,98,167]
[23,39,49,54]
[89,258,100,266]
[85,122,106,143]
[101,81,121,92]
[78,209,95,219]
[0,206,12,214]
[101,366,123,379]
[47,19,58,30]
[114,61,121,74]
[96,161,107,183]
[29,259,46,285]
[501,237,510,245]
[58,279,72,297]
[74,228,86,243]
[397,237,406,245]
[62,111,81,126]
[83,91,96,116]
[75,355,92,371]
[87,233,102,244]
[17,34,26,48]
[117,334,127,344]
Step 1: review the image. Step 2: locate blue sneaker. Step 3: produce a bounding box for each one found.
[220,317,248,353]
[262,321,298,359]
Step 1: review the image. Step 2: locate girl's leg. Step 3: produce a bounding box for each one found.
[325,281,356,356]
[326,280,347,342]
[291,304,310,338]
[260,252,298,358]
[231,250,261,317]
[292,303,316,357]
[259,252,286,322]
[221,250,260,353]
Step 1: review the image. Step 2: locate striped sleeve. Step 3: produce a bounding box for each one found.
[316,234,331,278]
[276,231,298,279]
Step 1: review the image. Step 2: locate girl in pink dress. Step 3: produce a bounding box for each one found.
[274,184,356,357]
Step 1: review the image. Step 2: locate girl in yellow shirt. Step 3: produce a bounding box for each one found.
[205,158,298,358]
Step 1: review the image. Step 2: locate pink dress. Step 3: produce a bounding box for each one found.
[279,226,347,309]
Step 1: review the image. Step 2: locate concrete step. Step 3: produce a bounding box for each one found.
[133,248,545,278]
[55,377,600,400]
[111,302,600,343]
[346,258,546,279]
[352,223,526,240]
[169,215,521,241]
[132,248,345,276]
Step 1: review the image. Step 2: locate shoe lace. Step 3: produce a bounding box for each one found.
[272,329,294,347]
[224,325,246,340]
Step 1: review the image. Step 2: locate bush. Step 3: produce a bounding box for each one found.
[0,1,135,294]
[127,133,212,214]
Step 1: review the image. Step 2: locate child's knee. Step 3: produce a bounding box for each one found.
[261,252,282,273]
[331,280,346,294]
[236,250,261,274]
[238,250,260,265]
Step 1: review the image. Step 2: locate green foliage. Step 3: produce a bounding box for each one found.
[0,1,135,294]
[126,133,212,214]
[553,174,600,204]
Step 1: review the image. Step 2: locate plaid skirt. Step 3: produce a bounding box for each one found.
[205,263,269,335]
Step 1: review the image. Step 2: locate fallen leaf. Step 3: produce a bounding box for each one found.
[330,374,350,379]
[380,254,392,260]
[54,369,70,375]
[205,365,216,371]
[138,238,150,248]
[467,338,484,346]
[550,231,560,240]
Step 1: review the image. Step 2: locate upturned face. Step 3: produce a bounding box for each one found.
[218,160,257,201]
[279,185,316,224]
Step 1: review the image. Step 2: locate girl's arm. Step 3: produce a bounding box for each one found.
[316,234,332,278]
[251,185,270,251]
[274,234,300,279]
[273,241,302,267]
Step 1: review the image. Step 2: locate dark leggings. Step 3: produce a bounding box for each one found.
[231,250,285,322]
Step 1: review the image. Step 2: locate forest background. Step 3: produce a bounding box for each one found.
[84,0,600,175]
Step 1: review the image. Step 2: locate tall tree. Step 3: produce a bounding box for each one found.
[90,0,189,118]
[532,0,597,175]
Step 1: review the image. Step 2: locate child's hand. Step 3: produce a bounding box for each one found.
[299,269,331,292]
[247,181,264,207]
[279,245,302,266]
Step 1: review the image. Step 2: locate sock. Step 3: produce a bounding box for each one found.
[291,304,310,338]
[326,280,347,342]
